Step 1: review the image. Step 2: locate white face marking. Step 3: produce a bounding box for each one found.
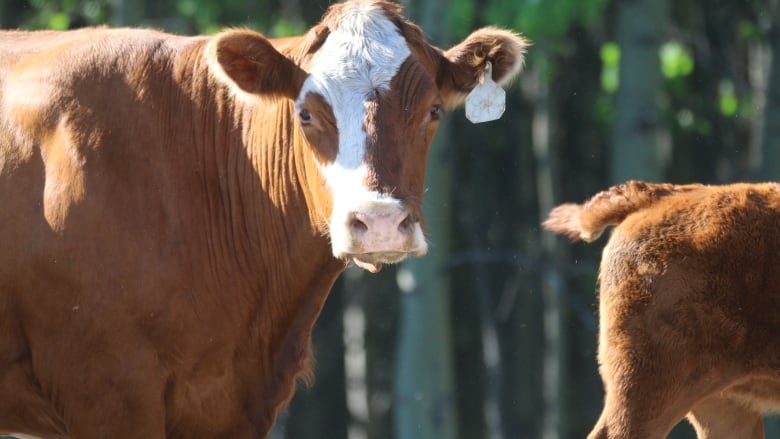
[295,2,410,190]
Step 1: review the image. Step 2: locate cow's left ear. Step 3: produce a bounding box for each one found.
[209,29,308,100]
[439,27,530,109]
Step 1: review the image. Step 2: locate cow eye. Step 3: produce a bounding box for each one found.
[430,105,441,120]
[299,109,313,124]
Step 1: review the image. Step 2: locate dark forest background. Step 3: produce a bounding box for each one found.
[2,0,780,438]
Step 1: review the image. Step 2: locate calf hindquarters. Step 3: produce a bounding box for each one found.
[545,181,780,439]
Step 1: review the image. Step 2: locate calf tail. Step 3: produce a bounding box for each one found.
[543,180,703,242]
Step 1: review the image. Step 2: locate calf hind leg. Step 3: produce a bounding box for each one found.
[586,384,690,439]
[586,340,720,438]
[687,395,764,439]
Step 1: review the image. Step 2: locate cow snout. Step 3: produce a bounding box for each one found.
[330,199,428,271]
[345,202,416,253]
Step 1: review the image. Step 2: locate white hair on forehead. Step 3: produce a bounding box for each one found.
[304,1,410,94]
[334,2,403,78]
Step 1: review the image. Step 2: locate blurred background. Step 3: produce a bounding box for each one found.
[2,0,779,438]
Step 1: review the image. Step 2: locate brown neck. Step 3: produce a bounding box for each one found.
[168,40,347,430]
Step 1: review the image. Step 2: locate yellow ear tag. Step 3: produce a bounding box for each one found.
[465,62,505,124]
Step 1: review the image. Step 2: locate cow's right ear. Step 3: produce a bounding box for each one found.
[209,30,307,100]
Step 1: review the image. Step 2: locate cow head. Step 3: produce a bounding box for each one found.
[208,0,528,272]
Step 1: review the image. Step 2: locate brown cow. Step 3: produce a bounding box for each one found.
[544,180,780,439]
[0,1,528,437]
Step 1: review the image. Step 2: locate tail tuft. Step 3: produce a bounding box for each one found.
[543,180,704,243]
[543,203,594,242]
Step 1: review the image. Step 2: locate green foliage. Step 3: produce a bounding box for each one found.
[599,40,695,97]
[716,80,754,119]
[23,0,110,29]
[445,0,476,39]
[48,12,70,30]
[718,80,738,116]
[176,0,222,33]
[736,16,771,43]
[600,42,620,93]
[659,42,694,79]
[268,17,307,38]
[484,0,607,41]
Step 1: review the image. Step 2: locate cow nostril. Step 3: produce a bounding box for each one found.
[350,217,368,234]
[398,214,413,232]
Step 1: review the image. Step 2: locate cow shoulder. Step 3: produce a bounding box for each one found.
[0,28,174,230]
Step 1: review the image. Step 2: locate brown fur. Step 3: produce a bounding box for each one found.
[0,1,528,437]
[545,180,780,438]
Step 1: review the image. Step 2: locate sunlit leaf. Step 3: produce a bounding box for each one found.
[676,109,694,129]
[270,18,306,38]
[177,0,197,17]
[659,42,694,79]
[61,0,77,12]
[600,43,620,67]
[719,80,738,116]
[601,69,619,94]
[48,12,70,30]
[600,43,620,93]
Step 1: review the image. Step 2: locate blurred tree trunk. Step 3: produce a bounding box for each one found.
[393,0,458,437]
[449,252,488,439]
[362,267,401,439]
[337,266,400,439]
[393,118,458,439]
[449,105,527,439]
[447,63,542,439]
[526,50,566,439]
[611,0,669,183]
[552,24,611,438]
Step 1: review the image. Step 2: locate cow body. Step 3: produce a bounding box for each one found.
[545,181,780,439]
[0,2,528,437]
[0,26,344,439]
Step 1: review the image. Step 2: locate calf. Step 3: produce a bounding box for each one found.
[544,180,780,439]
